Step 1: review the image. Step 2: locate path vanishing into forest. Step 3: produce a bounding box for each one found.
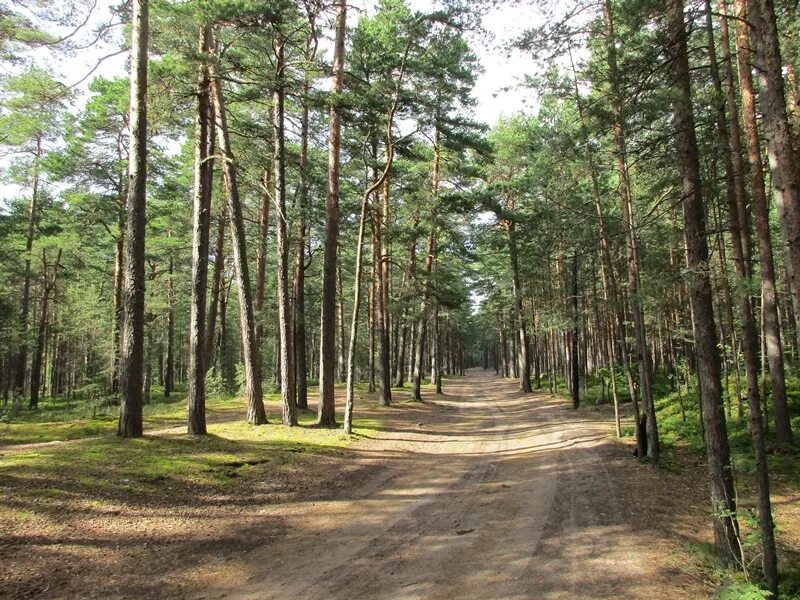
[192,369,708,600]
[1,369,713,599]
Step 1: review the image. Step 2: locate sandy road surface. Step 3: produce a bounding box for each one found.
[2,369,711,599]
[192,370,703,600]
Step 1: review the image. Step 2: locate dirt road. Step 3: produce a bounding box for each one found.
[189,370,709,600]
[2,369,712,599]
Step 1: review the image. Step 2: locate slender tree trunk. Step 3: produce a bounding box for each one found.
[343,189,373,434]
[752,0,800,345]
[209,38,266,426]
[412,130,440,400]
[30,250,60,409]
[378,169,392,406]
[368,233,377,392]
[432,302,442,393]
[188,23,214,435]
[571,252,580,408]
[318,0,347,426]
[14,134,42,399]
[603,0,655,460]
[111,178,126,393]
[273,37,297,426]
[164,257,175,397]
[256,166,271,345]
[734,0,794,447]
[336,261,346,383]
[666,0,742,566]
[205,209,225,373]
[118,0,148,438]
[505,198,532,393]
[295,81,310,411]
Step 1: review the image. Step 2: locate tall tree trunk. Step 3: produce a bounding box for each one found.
[603,0,655,460]
[368,234,377,392]
[754,0,800,359]
[295,79,311,412]
[273,37,297,426]
[111,178,126,393]
[412,129,440,400]
[118,0,148,438]
[432,302,442,393]
[666,0,742,567]
[164,257,175,397]
[30,250,60,409]
[14,134,42,398]
[740,0,795,448]
[395,211,418,387]
[318,0,347,426]
[343,185,373,434]
[205,209,225,373]
[188,23,214,435]
[336,260,346,383]
[378,170,392,406]
[570,252,580,408]
[209,37,266,426]
[255,166,271,347]
[505,198,532,393]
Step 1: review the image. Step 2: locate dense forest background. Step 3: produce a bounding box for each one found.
[1,0,800,596]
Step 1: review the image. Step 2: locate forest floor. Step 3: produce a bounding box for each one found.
[1,369,798,599]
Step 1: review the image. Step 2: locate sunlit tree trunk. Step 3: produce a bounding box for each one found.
[118,0,148,438]
[209,36,266,426]
[188,23,214,435]
[666,0,742,567]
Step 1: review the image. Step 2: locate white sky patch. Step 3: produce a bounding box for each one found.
[1,0,544,207]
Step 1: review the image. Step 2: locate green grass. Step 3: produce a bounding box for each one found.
[566,365,800,598]
[0,381,394,446]
[0,413,380,495]
[0,386,255,445]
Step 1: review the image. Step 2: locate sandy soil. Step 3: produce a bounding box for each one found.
[1,369,721,599]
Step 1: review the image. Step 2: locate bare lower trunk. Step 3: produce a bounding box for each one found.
[318,0,347,426]
[505,205,532,393]
[273,38,297,426]
[602,0,656,461]
[164,257,174,397]
[188,23,214,435]
[15,135,42,399]
[118,0,148,438]
[210,38,266,425]
[749,0,796,449]
[412,226,435,400]
[343,186,372,434]
[205,210,225,373]
[666,0,741,566]
[31,250,60,408]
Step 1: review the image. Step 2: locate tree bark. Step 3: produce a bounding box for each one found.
[411,130,440,400]
[205,209,225,373]
[666,0,741,567]
[505,198,532,393]
[14,134,42,399]
[118,0,148,438]
[295,78,311,412]
[30,250,60,409]
[164,257,175,397]
[188,23,214,435]
[603,0,655,460]
[273,37,297,426]
[209,37,266,426]
[745,0,796,448]
[318,0,347,426]
[378,169,392,406]
[571,252,580,409]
